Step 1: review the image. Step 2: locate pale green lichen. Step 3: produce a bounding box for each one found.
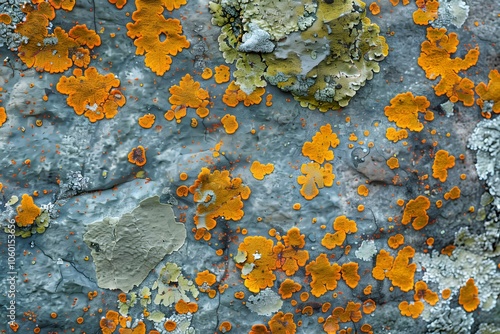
[210,0,388,110]
[151,262,199,307]
[83,196,186,292]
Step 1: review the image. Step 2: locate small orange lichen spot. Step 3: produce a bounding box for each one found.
[50,312,58,319]
[402,195,431,230]
[444,186,461,200]
[432,150,455,182]
[357,204,365,212]
[302,124,340,164]
[219,321,232,332]
[414,281,439,305]
[268,312,296,334]
[49,0,76,11]
[399,301,424,318]
[369,2,380,15]
[0,107,6,127]
[349,133,358,141]
[265,94,273,107]
[164,320,177,332]
[0,13,11,24]
[108,0,127,9]
[363,285,372,295]
[126,0,189,75]
[372,250,394,280]
[195,270,217,289]
[76,317,84,324]
[201,67,213,80]
[362,299,377,314]
[216,249,224,256]
[459,278,480,312]
[426,237,434,247]
[9,322,19,332]
[35,119,43,127]
[357,185,369,197]
[441,288,452,299]
[15,194,41,227]
[361,324,373,333]
[305,253,341,297]
[386,246,417,292]
[118,292,127,303]
[279,279,302,299]
[384,92,430,132]
[397,199,405,206]
[175,299,198,314]
[214,65,231,84]
[300,291,310,302]
[388,234,405,249]
[189,167,250,231]
[190,118,198,127]
[341,262,360,288]
[386,127,408,142]
[435,200,443,208]
[250,161,275,180]
[221,114,239,134]
[128,146,147,167]
[386,156,399,169]
[460,173,466,180]
[424,110,434,121]
[322,302,331,313]
[418,27,479,106]
[234,291,245,299]
[56,67,126,122]
[179,172,188,181]
[441,244,455,256]
[413,0,439,25]
[138,113,155,129]
[476,69,500,115]
[297,162,335,200]
[323,315,340,334]
[249,324,271,334]
[293,203,301,210]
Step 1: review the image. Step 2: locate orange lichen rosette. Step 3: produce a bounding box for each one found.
[128,146,147,167]
[189,168,251,231]
[302,124,340,163]
[15,194,41,227]
[297,162,335,200]
[126,0,189,75]
[401,195,431,230]
[432,150,455,182]
[476,69,500,115]
[384,92,430,132]
[250,161,274,180]
[0,107,6,126]
[305,253,341,297]
[459,278,480,312]
[238,236,277,292]
[57,67,126,122]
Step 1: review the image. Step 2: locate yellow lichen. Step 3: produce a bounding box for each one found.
[249,161,274,180]
[297,162,335,200]
[384,92,430,132]
[401,195,431,230]
[301,124,340,164]
[305,253,341,297]
[432,150,455,182]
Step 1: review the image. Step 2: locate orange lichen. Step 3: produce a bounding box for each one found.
[362,299,376,314]
[0,13,11,24]
[128,146,147,167]
[385,128,408,142]
[189,168,251,231]
[138,114,156,129]
[401,195,431,230]
[414,281,439,305]
[332,301,362,323]
[214,65,231,84]
[176,185,189,197]
[384,92,430,132]
[249,324,271,334]
[249,161,275,181]
[15,194,41,227]
[305,253,341,297]
[372,250,394,280]
[221,114,239,134]
[323,316,340,334]
[49,0,76,11]
[341,262,360,289]
[273,227,309,276]
[69,24,101,49]
[459,278,480,312]
[234,291,245,299]
[108,0,127,9]
[0,107,6,126]
[175,299,198,314]
[201,67,213,79]
[399,301,424,318]
[126,0,189,75]
[418,27,479,106]
[444,186,461,200]
[357,185,369,197]
[278,279,302,299]
[369,2,380,15]
[432,150,455,182]
[388,234,404,249]
[412,0,439,25]
[222,81,265,107]
[441,288,451,299]
[387,157,399,169]
[301,124,340,164]
[268,312,296,334]
[297,162,335,200]
[57,67,126,122]
[321,216,357,250]
[386,246,417,292]
[441,244,455,256]
[164,320,177,332]
[168,74,210,122]
[237,236,277,292]
[195,270,217,289]
[100,310,119,334]
[363,285,372,295]
[219,321,232,332]
[476,69,500,115]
